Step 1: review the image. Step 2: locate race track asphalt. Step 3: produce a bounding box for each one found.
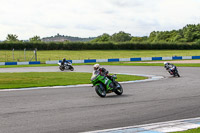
[0,65,200,133]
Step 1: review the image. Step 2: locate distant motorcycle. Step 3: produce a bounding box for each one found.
[58,62,74,71]
[167,67,180,77]
[91,73,123,97]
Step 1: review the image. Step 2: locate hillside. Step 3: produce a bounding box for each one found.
[42,34,96,42]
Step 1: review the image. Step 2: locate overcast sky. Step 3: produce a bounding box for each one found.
[0,0,200,40]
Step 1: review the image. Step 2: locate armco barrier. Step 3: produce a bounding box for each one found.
[17,62,29,65]
[172,56,182,60]
[152,57,162,60]
[192,56,200,59]
[29,61,41,65]
[1,56,200,65]
[130,58,141,61]
[108,58,119,62]
[46,55,200,64]
[182,56,192,60]
[84,59,96,63]
[5,62,17,65]
[0,62,5,65]
[0,61,40,66]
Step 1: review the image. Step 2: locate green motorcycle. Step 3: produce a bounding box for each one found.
[91,73,123,97]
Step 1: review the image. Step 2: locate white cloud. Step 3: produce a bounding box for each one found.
[0,0,200,40]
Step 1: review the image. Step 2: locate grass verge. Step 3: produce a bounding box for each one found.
[1,50,200,62]
[0,72,147,89]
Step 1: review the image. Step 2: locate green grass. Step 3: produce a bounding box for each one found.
[0,72,147,89]
[171,127,200,133]
[1,50,200,62]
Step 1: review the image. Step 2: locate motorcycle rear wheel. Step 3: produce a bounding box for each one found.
[59,66,65,71]
[95,85,106,97]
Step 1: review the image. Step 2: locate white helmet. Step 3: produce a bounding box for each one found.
[164,62,168,65]
[93,64,100,70]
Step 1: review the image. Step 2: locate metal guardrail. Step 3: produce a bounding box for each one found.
[0,56,200,65]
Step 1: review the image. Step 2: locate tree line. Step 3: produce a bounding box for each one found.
[1,42,200,50]
[0,24,200,50]
[92,24,200,43]
[2,34,42,42]
[2,24,200,43]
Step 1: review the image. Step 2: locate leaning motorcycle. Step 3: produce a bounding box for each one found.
[167,67,180,77]
[91,73,123,97]
[58,62,74,71]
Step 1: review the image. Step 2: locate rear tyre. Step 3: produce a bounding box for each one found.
[114,82,123,95]
[95,85,106,97]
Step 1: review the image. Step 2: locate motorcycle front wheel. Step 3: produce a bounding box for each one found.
[114,82,123,95]
[177,72,180,77]
[70,66,74,71]
[95,85,106,97]
[174,70,180,77]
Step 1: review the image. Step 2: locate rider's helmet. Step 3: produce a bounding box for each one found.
[63,58,66,62]
[93,64,100,70]
[164,62,168,65]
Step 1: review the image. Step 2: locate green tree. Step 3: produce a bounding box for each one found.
[29,36,41,42]
[110,31,132,42]
[148,31,158,42]
[147,24,200,42]
[6,34,19,42]
[91,33,110,42]
[173,34,183,42]
[182,24,200,42]
[131,36,147,42]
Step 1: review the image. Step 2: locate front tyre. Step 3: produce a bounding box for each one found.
[70,66,74,71]
[177,72,180,77]
[95,85,106,97]
[174,70,180,77]
[114,82,123,95]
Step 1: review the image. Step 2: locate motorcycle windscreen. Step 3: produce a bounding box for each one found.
[91,71,100,80]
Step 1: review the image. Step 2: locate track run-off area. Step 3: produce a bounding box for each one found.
[0,65,200,133]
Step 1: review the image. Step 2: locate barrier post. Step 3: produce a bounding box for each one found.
[24,48,26,61]
[12,48,14,61]
[34,48,37,61]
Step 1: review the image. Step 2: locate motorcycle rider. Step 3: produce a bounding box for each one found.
[93,63,117,89]
[93,64,115,81]
[92,64,120,91]
[164,62,177,75]
[61,58,66,65]
[93,64,108,76]
[61,58,71,66]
